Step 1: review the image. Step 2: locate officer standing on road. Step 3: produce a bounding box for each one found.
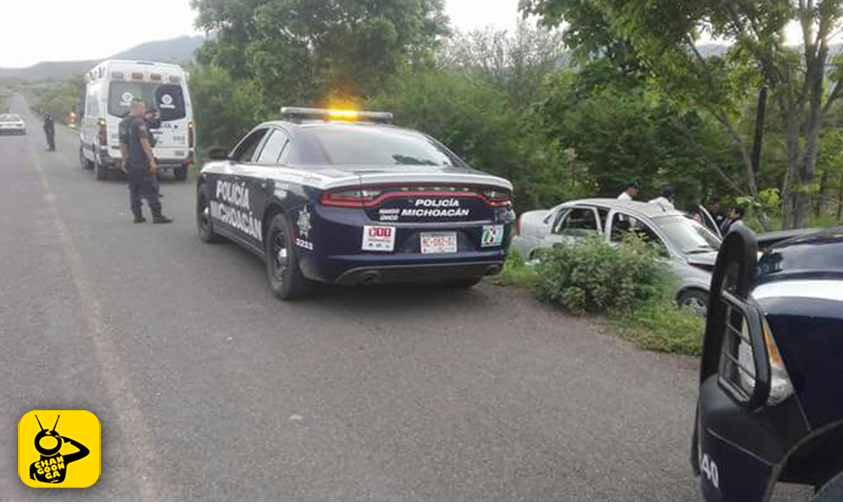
[43,114,56,152]
[119,99,172,224]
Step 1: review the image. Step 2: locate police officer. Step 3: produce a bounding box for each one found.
[43,114,56,152]
[119,99,172,224]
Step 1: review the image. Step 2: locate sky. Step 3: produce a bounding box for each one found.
[0,0,523,68]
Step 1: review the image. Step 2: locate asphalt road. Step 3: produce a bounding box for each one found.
[0,93,704,500]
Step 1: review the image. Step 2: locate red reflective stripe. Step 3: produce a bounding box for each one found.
[320,190,510,208]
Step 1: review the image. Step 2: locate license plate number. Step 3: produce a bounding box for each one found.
[421,233,457,254]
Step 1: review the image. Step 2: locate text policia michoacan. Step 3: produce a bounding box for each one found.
[211,181,263,241]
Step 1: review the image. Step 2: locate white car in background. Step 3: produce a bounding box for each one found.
[0,114,26,135]
[511,199,720,314]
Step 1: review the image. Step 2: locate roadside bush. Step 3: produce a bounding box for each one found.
[534,234,667,315]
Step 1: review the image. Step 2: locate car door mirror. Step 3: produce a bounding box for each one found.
[208,148,229,161]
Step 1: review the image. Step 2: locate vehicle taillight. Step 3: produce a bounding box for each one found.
[188,122,195,149]
[481,188,512,207]
[321,188,384,208]
[98,118,107,147]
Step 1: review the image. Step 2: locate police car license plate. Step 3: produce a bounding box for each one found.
[421,233,457,254]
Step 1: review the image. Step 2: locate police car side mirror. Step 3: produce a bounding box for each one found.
[208,148,229,161]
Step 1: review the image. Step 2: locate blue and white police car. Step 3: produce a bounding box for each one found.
[196,108,515,299]
[692,225,843,500]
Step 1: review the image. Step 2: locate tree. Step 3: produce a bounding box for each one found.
[192,0,450,110]
[188,65,262,153]
[522,0,843,229]
[368,69,593,211]
[438,20,568,108]
[540,64,729,206]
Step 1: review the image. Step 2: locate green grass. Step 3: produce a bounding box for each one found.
[487,250,539,288]
[745,212,841,233]
[491,249,703,356]
[609,300,704,356]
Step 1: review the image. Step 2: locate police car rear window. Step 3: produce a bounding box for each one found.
[108,82,186,121]
[307,127,464,167]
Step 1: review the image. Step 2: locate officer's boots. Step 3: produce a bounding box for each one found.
[133,214,147,224]
[152,211,173,224]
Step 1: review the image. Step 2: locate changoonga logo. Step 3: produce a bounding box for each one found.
[19,410,100,488]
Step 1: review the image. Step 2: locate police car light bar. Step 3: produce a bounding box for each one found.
[281,107,393,124]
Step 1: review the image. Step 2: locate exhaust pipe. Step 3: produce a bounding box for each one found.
[360,272,381,285]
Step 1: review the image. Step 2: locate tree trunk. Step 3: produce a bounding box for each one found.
[781,113,800,230]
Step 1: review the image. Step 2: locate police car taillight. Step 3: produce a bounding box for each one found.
[481,189,511,207]
[321,188,383,208]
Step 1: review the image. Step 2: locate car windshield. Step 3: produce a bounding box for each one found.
[307,126,465,167]
[108,82,186,121]
[655,216,722,254]
[0,114,20,121]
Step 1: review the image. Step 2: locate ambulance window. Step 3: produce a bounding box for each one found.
[232,129,269,163]
[154,85,186,122]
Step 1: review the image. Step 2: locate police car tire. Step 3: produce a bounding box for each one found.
[678,289,709,316]
[815,470,843,501]
[196,186,223,243]
[266,214,312,300]
[444,277,483,289]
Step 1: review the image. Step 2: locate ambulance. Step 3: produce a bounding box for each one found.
[79,60,195,180]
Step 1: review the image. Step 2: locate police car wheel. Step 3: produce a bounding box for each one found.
[815,470,843,501]
[443,277,483,289]
[196,187,223,243]
[266,214,312,300]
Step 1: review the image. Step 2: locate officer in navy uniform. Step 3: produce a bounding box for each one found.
[43,114,56,152]
[119,99,172,224]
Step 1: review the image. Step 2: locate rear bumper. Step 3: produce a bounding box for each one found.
[99,150,194,170]
[0,128,26,135]
[335,260,503,285]
[298,204,514,284]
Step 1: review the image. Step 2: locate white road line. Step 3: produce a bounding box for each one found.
[25,125,169,500]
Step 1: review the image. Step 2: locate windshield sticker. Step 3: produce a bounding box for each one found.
[482,225,504,247]
[160,94,175,109]
[120,92,134,106]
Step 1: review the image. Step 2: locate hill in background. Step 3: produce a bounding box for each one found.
[0,34,206,81]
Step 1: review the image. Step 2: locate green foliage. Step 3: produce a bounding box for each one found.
[540,66,725,205]
[368,68,593,212]
[188,65,262,154]
[533,234,669,315]
[488,250,540,288]
[610,299,704,356]
[26,76,85,124]
[192,0,449,107]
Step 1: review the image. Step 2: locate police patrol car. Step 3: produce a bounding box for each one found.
[196,108,515,299]
[692,225,843,500]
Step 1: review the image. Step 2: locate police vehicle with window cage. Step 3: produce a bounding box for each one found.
[692,225,843,500]
[196,108,515,299]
